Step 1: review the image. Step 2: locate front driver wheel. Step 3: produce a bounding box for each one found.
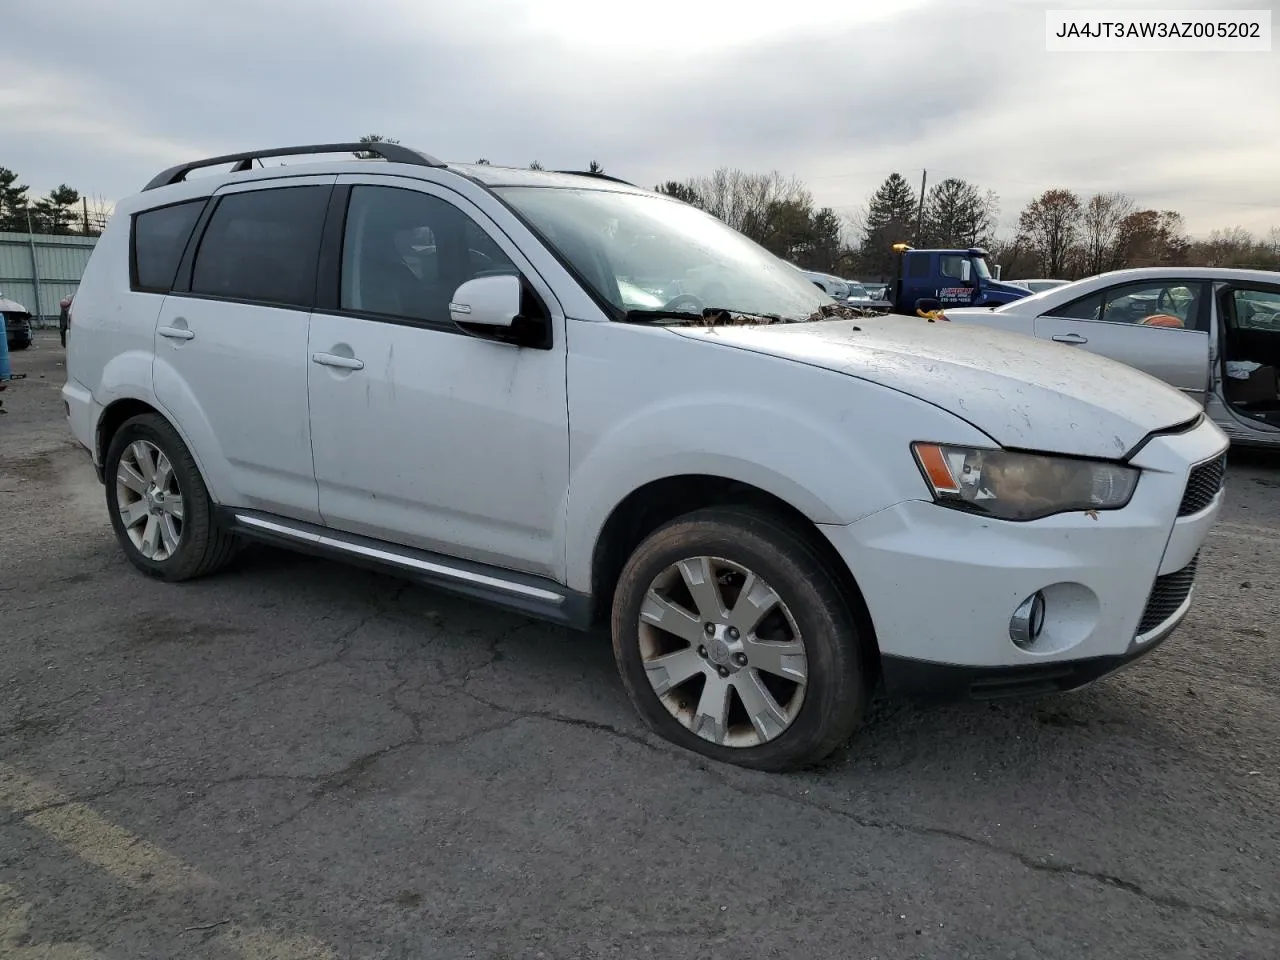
[611,506,871,771]
[104,413,240,582]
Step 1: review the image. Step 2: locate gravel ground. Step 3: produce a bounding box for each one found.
[2,330,1278,959]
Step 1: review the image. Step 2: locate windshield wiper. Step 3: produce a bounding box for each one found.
[624,307,788,325]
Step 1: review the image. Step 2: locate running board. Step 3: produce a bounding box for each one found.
[221,510,594,631]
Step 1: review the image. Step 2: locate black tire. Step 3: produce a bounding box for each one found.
[104,413,240,582]
[610,506,871,772]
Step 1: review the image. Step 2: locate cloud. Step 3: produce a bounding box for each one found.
[0,0,1275,237]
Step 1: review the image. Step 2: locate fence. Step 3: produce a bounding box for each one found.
[0,232,98,325]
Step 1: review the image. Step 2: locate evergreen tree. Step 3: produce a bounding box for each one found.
[31,185,81,235]
[922,178,996,248]
[655,180,701,205]
[0,167,31,233]
[859,173,917,278]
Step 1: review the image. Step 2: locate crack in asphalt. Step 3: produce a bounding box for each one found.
[6,594,1275,936]
[725,779,1280,933]
[434,636,1280,934]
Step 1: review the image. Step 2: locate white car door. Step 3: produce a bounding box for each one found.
[1032,279,1212,402]
[305,176,570,579]
[152,176,335,521]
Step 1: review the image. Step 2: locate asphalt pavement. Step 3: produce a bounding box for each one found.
[3,330,1278,959]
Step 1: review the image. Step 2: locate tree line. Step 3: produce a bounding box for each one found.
[10,135,1280,284]
[742,168,1280,282]
[0,166,109,236]
[660,167,1280,282]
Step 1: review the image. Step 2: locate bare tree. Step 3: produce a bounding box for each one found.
[1017,189,1082,277]
[81,193,113,236]
[1081,191,1136,274]
[1199,226,1262,268]
[1115,209,1189,267]
[685,168,811,239]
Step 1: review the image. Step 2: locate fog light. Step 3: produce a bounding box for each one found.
[1010,591,1047,648]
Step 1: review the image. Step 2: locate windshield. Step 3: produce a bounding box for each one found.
[973,257,992,280]
[493,187,834,321]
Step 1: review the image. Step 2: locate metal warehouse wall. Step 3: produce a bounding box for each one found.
[0,232,98,322]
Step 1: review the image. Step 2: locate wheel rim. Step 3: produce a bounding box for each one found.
[637,556,808,748]
[115,440,185,562]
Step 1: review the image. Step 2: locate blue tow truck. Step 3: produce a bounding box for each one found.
[856,244,1032,316]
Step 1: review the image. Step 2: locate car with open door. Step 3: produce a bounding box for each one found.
[941,267,1280,448]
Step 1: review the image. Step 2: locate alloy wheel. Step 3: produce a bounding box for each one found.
[637,555,808,748]
[115,440,185,562]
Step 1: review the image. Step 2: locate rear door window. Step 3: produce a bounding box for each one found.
[190,186,330,308]
[131,199,206,293]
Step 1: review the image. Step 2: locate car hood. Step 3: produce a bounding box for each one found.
[668,315,1202,459]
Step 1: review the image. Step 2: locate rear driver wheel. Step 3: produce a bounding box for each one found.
[104,413,240,581]
[611,506,871,771]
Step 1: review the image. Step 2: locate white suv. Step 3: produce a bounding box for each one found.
[63,142,1228,771]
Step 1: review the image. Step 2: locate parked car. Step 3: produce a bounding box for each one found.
[1,295,33,351]
[793,267,848,299]
[941,267,1280,447]
[63,142,1228,771]
[1009,278,1071,294]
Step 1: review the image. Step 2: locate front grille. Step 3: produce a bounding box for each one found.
[1135,553,1199,637]
[1178,454,1226,516]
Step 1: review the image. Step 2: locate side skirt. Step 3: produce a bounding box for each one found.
[219,508,595,631]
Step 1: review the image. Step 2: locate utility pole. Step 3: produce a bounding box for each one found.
[914,169,927,245]
[25,206,42,321]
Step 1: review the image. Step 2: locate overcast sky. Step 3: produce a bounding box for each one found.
[3,0,1276,240]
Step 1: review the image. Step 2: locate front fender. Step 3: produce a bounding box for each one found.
[561,381,989,594]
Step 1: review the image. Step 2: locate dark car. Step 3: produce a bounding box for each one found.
[1,296,33,351]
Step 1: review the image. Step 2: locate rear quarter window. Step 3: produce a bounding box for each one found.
[131,200,207,293]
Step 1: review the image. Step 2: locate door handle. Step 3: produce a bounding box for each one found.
[158,326,195,340]
[1051,333,1088,344]
[311,352,364,370]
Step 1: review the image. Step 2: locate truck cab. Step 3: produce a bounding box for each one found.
[888,244,1030,314]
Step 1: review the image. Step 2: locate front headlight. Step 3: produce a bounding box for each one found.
[911,442,1139,521]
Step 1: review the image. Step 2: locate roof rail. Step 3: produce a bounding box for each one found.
[553,170,636,187]
[142,142,446,192]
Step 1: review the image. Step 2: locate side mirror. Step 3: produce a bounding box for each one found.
[449,274,521,328]
[960,260,972,284]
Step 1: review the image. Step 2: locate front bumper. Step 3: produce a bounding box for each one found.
[823,417,1228,694]
[878,616,1179,702]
